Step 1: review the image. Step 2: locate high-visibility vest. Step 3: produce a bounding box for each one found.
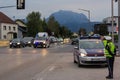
[103,40,115,58]
[107,42,115,56]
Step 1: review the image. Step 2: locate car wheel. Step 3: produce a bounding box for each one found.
[77,56,81,67]
[73,54,77,63]
[43,45,47,48]
[33,45,36,48]
[23,45,25,48]
[47,44,50,48]
[19,45,21,48]
[47,44,49,47]
[10,46,12,48]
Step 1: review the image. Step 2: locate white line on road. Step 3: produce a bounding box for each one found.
[49,66,55,71]
[33,64,56,80]
[39,78,43,80]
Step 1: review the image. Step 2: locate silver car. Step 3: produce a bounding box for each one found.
[73,39,107,67]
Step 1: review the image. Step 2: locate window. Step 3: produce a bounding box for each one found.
[3,26,6,30]
[13,27,16,31]
[9,26,11,30]
[3,35,6,39]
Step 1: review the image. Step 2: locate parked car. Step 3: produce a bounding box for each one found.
[58,37,63,44]
[71,38,78,45]
[73,39,107,67]
[22,37,34,47]
[33,37,50,48]
[9,38,25,48]
[49,36,58,44]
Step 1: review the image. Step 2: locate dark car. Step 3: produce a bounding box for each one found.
[9,38,25,48]
[73,39,107,67]
[22,37,34,47]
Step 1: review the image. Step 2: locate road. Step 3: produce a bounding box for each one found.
[0,44,120,80]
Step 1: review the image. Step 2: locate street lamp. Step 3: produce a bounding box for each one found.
[78,8,90,22]
[78,8,91,35]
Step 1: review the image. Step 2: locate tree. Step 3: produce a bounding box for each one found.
[26,11,43,37]
[47,16,60,37]
[78,28,86,36]
[59,26,72,38]
[42,18,48,32]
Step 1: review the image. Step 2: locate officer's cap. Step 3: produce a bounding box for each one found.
[104,36,112,40]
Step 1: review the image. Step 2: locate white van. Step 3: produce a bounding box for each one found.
[33,32,50,48]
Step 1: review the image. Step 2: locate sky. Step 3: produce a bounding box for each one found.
[0,0,118,22]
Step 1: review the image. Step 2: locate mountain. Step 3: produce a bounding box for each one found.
[47,10,100,32]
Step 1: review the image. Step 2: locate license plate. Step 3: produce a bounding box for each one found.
[91,58,102,61]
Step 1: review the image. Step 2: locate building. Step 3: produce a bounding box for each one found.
[0,12,27,40]
[94,23,108,35]
[103,16,118,34]
[0,12,18,40]
[15,20,27,38]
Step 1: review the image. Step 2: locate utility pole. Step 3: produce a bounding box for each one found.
[118,0,120,54]
[114,0,120,55]
[111,0,114,43]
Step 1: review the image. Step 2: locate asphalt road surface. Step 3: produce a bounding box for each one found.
[0,44,120,80]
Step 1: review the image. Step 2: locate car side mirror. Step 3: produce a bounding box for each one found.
[74,46,79,50]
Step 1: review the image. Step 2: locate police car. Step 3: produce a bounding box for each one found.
[33,37,50,48]
[73,36,107,67]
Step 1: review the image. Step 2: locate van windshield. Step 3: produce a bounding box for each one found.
[35,37,46,40]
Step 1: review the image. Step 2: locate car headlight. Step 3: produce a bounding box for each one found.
[81,53,87,57]
[9,42,12,44]
[28,41,31,43]
[33,41,36,44]
[43,41,46,44]
[80,49,87,57]
[17,43,20,45]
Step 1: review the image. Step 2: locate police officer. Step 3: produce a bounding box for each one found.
[103,36,116,79]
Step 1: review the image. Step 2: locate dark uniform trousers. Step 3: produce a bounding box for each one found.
[106,57,115,77]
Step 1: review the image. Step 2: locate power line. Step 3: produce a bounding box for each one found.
[0,6,15,9]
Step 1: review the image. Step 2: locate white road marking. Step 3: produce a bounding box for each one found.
[39,78,43,80]
[49,66,55,71]
[33,64,57,80]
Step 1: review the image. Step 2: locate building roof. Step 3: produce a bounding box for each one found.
[15,20,27,32]
[0,12,16,24]
[15,20,27,27]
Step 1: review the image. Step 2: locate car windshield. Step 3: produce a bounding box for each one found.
[22,37,33,41]
[35,37,46,40]
[79,40,104,49]
[12,39,20,42]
